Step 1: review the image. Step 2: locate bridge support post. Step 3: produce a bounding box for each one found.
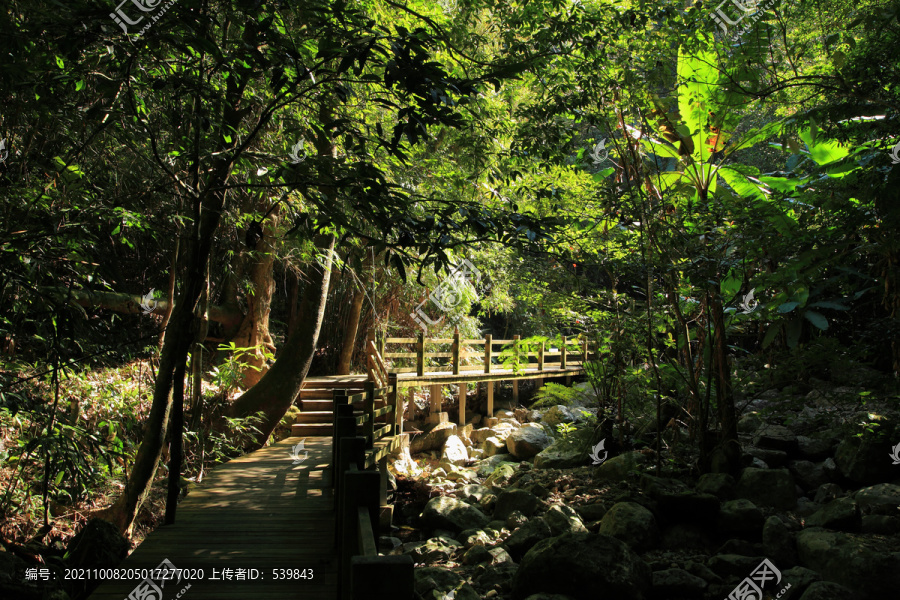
[486,381,494,418]
[429,384,441,413]
[350,555,414,600]
[458,382,467,425]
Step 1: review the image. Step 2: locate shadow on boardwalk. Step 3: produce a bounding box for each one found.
[87,437,337,600]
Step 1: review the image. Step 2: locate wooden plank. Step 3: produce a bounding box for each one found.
[385,337,417,343]
[87,436,338,600]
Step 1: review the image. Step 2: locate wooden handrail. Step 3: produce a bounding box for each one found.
[332,386,413,599]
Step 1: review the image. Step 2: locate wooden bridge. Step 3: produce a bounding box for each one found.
[88,332,596,600]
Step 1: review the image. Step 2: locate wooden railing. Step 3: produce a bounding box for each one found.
[332,377,413,600]
[376,329,597,377]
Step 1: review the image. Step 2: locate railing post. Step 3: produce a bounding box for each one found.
[377,333,385,366]
[332,389,348,490]
[537,340,545,371]
[484,333,492,374]
[338,438,369,600]
[583,336,589,364]
[452,326,460,375]
[560,335,567,370]
[416,332,425,377]
[364,381,375,449]
[388,373,400,435]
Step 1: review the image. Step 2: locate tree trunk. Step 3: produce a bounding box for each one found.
[337,285,366,375]
[229,201,278,388]
[229,235,335,441]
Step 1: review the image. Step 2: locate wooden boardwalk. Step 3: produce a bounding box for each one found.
[87,437,337,600]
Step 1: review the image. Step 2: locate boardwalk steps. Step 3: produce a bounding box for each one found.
[293,378,366,437]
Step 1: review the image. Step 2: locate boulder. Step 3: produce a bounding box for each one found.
[543,504,588,536]
[806,497,860,532]
[763,516,798,567]
[745,446,789,468]
[854,483,900,514]
[649,568,707,598]
[797,581,860,600]
[735,468,797,509]
[659,523,715,552]
[780,566,822,600]
[787,460,829,493]
[457,484,490,503]
[541,405,579,426]
[506,424,553,459]
[458,529,492,549]
[503,518,552,561]
[753,424,799,454]
[484,463,517,488]
[441,435,469,466]
[813,483,844,505]
[482,436,507,457]
[494,489,542,520]
[796,436,833,461]
[475,453,516,477]
[506,510,529,529]
[834,436,896,484]
[718,499,764,537]
[642,475,719,525]
[411,422,458,454]
[461,544,491,565]
[420,496,490,533]
[402,536,462,563]
[796,528,900,597]
[388,443,422,477]
[534,429,592,469]
[706,554,767,580]
[598,502,659,553]
[511,532,651,600]
[574,503,609,523]
[593,450,648,482]
[860,515,900,534]
[696,473,735,500]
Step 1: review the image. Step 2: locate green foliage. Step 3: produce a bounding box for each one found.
[531,382,585,409]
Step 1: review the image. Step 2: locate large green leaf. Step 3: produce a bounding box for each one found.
[803,310,829,330]
[799,128,850,166]
[677,44,718,164]
[718,166,767,200]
